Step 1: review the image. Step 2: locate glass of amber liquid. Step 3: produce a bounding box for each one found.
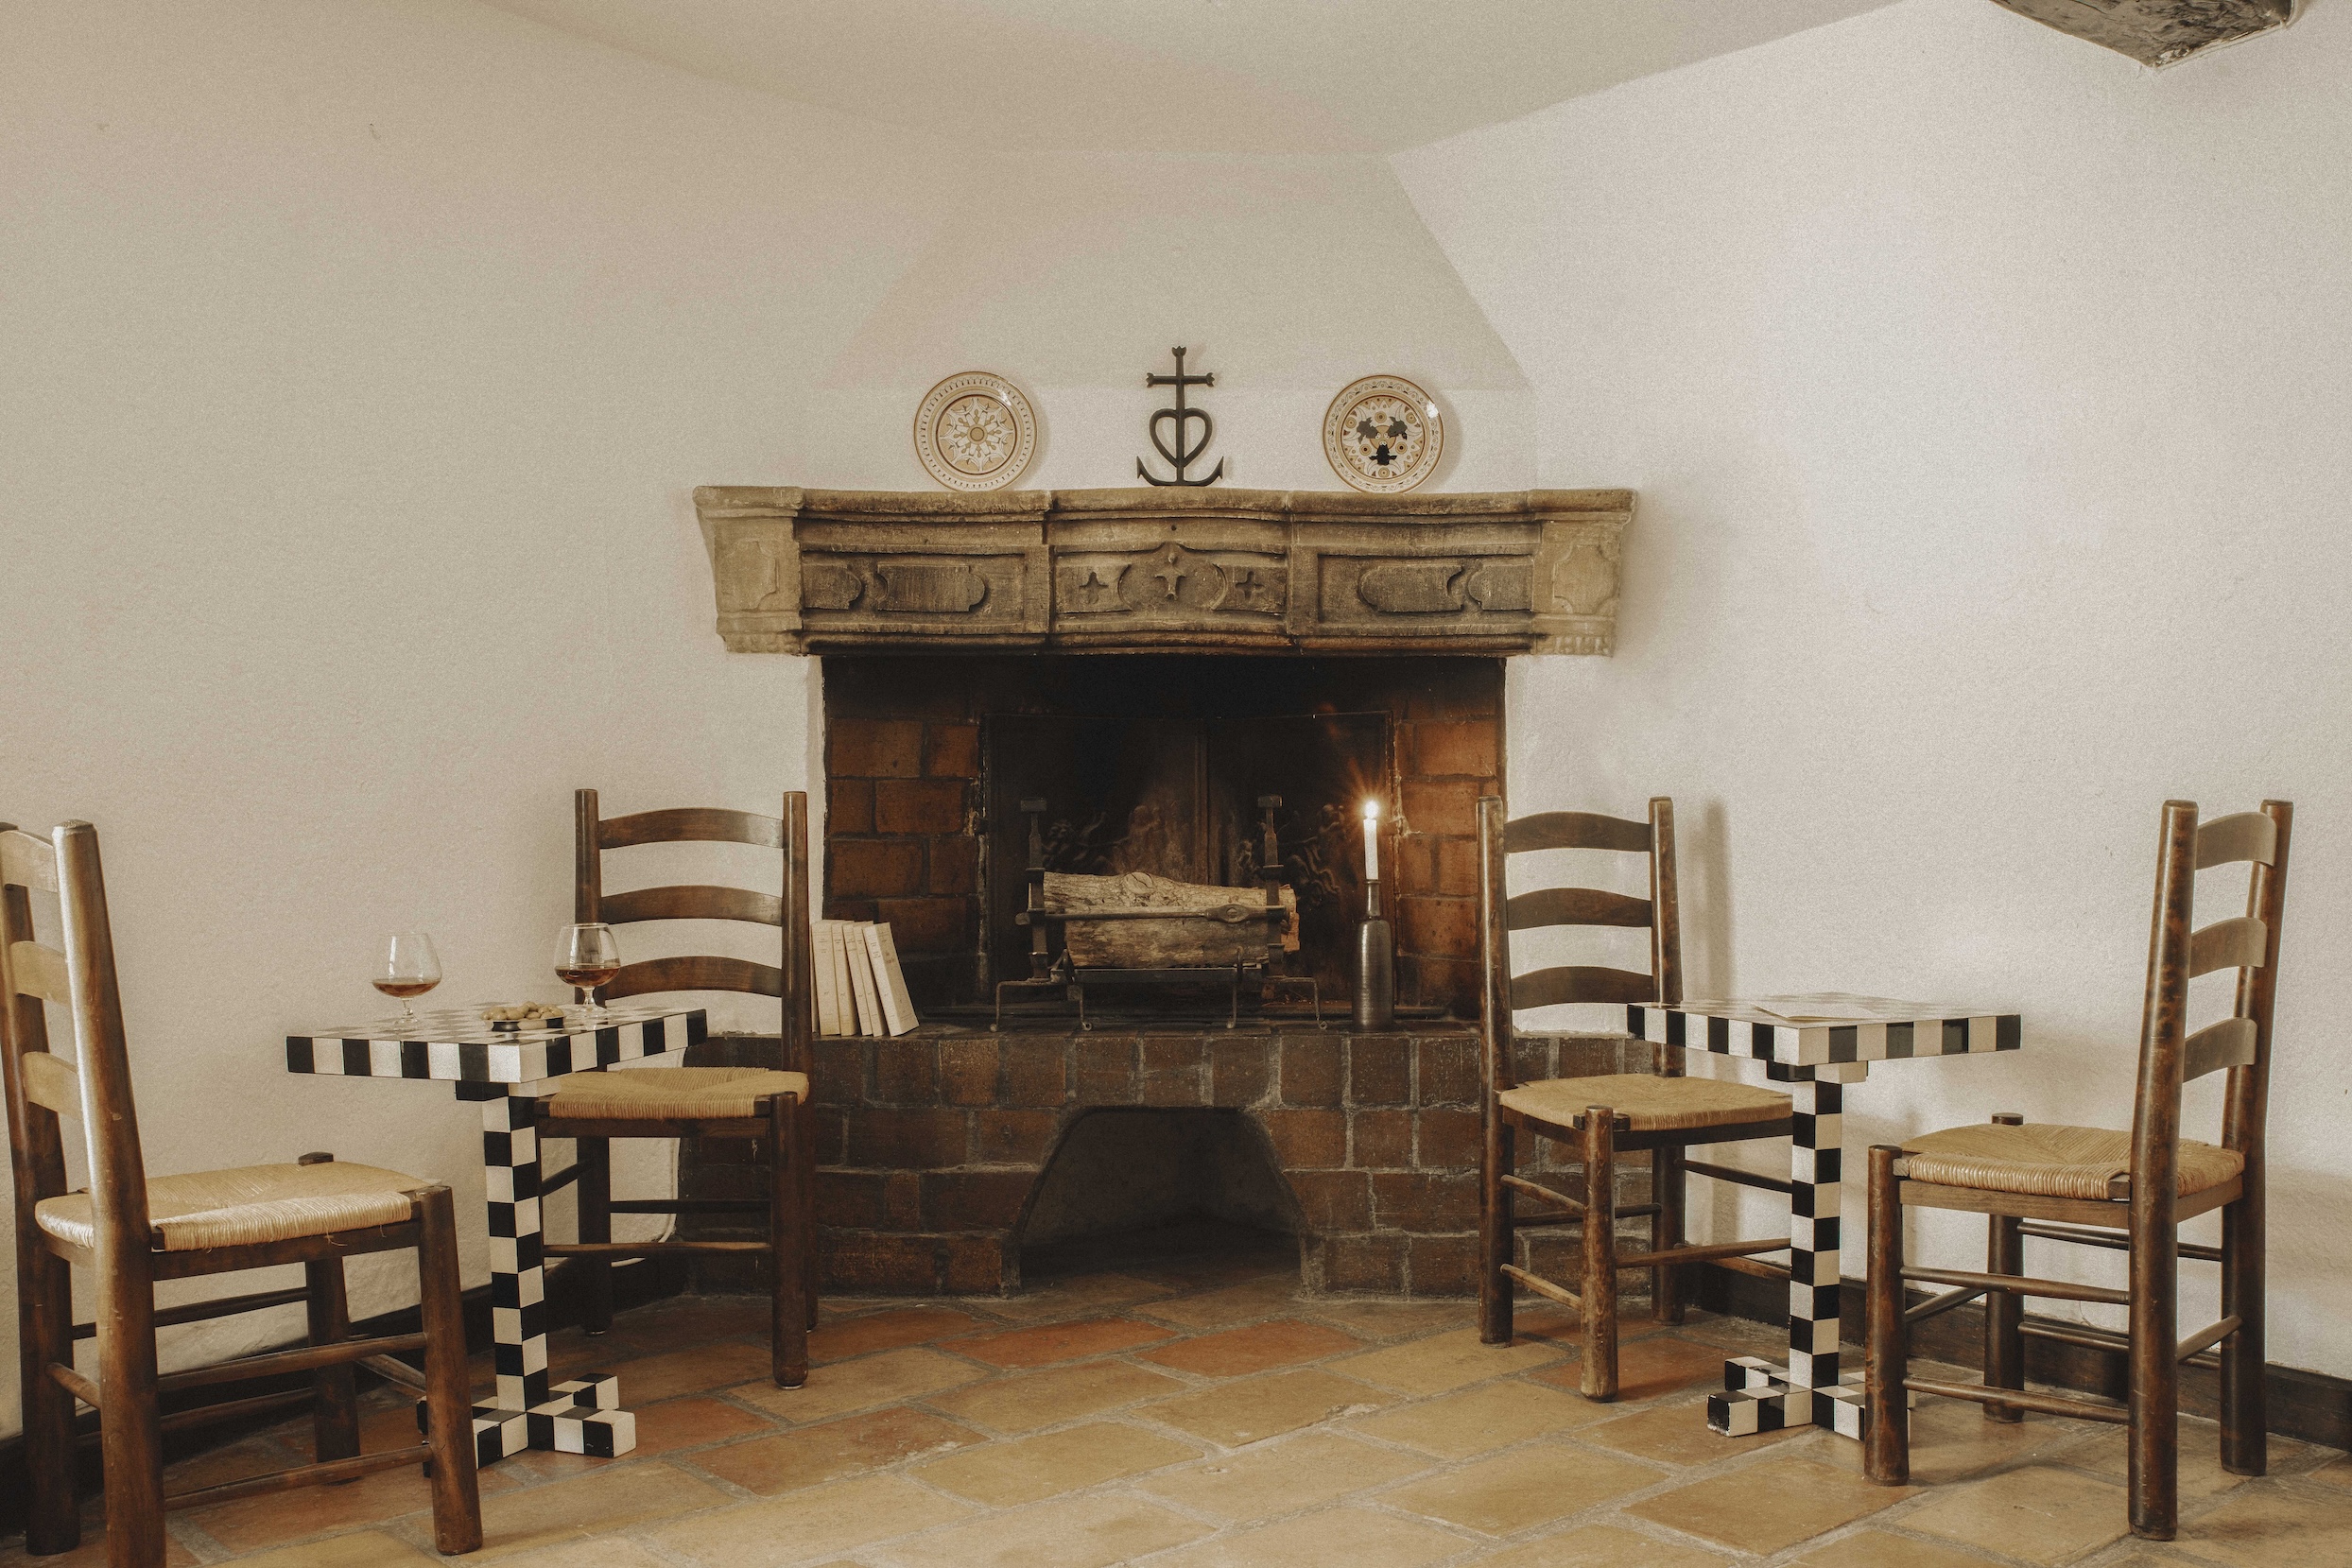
[555,922,621,1022]
[374,932,441,1025]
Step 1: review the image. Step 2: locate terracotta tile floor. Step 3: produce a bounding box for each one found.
[8,1254,2349,1567]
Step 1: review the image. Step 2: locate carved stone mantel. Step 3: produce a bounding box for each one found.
[693,486,1633,657]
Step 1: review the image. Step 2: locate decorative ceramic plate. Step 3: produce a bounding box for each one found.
[913,371,1037,491]
[1323,374,1444,493]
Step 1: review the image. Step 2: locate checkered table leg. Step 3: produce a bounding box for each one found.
[1709,1073,1868,1439]
[440,1090,637,1463]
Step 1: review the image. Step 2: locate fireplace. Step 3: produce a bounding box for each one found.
[683,483,1639,1296]
[823,654,1500,1021]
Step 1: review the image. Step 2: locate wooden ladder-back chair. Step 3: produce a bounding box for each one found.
[3,821,479,1565]
[1864,800,2291,1540]
[544,789,815,1387]
[1478,796,1799,1399]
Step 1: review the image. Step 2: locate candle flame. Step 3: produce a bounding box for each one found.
[1363,800,1380,820]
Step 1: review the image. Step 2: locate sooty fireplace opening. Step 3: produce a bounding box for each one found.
[823,655,1502,1020]
[1018,1108,1302,1275]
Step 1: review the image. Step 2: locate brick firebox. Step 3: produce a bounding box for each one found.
[686,1023,1655,1298]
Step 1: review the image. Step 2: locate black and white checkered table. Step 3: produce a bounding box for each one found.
[1626,994,2021,1440]
[285,1004,706,1466]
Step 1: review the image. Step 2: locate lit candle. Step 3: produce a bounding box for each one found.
[1362,799,1380,883]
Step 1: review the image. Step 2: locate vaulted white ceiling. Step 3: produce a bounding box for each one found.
[478,0,1901,154]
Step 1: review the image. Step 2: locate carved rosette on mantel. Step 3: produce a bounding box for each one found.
[693,486,1631,657]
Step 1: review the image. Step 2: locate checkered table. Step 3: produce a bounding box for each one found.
[285,1004,707,1465]
[1626,993,2020,1440]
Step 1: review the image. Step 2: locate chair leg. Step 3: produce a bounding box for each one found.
[576,1134,614,1335]
[1653,1143,1686,1324]
[414,1185,484,1556]
[1479,1111,1515,1346]
[2128,1203,2180,1540]
[19,1241,80,1555]
[1864,1144,1911,1485]
[304,1256,363,1462]
[2220,1180,2266,1475]
[95,1257,167,1568]
[1983,1214,2024,1423]
[1579,1109,1618,1402]
[769,1095,809,1387]
[798,1095,820,1332]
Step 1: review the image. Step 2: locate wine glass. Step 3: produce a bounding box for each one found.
[555,922,620,1020]
[373,932,441,1024]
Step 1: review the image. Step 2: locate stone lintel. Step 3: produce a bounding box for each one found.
[694,485,1633,658]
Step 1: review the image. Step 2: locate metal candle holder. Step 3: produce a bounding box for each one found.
[1355,875,1395,1029]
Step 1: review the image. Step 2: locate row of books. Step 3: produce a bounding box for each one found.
[815,920,918,1038]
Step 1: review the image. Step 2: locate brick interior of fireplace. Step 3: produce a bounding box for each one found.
[821,655,1503,1020]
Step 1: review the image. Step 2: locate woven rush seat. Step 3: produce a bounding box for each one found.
[35,1162,426,1252]
[1499,1072,1791,1133]
[1903,1121,2242,1201]
[545,1065,810,1119]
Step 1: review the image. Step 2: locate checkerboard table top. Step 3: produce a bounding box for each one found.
[285,1004,707,1084]
[1630,991,2021,1067]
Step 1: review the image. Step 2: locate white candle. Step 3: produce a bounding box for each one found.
[1362,800,1380,883]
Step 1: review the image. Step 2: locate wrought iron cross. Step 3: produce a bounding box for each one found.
[1138,346,1224,487]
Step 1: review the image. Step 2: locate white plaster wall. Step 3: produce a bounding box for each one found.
[0,0,1529,1436]
[1397,0,2352,1372]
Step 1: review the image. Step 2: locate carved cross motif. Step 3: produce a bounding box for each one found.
[1152,547,1187,601]
[1076,567,1121,608]
[1227,567,1268,609]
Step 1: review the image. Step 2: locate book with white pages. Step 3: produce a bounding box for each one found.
[812,920,845,1037]
[864,921,920,1037]
[830,920,857,1035]
[844,921,885,1037]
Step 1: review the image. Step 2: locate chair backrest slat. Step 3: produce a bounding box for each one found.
[1503,812,1651,855]
[2182,1016,2258,1084]
[599,807,784,851]
[21,1048,79,1115]
[2188,915,2267,978]
[1512,964,1658,1010]
[0,828,59,892]
[601,955,784,1001]
[9,939,70,1004]
[1506,887,1652,932]
[49,821,156,1251]
[1479,794,1680,1094]
[599,885,784,927]
[2195,812,2277,870]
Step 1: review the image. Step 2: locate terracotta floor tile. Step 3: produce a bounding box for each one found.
[604,1296,774,1347]
[2061,1420,2274,1499]
[911,1420,1201,1506]
[645,1473,973,1564]
[0,1532,199,1568]
[924,1359,1187,1434]
[468,1462,735,1559]
[691,1406,980,1494]
[1624,1456,1910,1554]
[811,1305,989,1363]
[1899,1462,2128,1564]
[1811,1400,2089,1484]
[1378,1440,1662,1535]
[1144,1504,1466,1568]
[502,1393,782,1481]
[227,1531,440,1566]
[1148,1368,1394,1448]
[977,1274,1173,1321]
[735,1345,987,1422]
[1478,1521,1732,1567]
[593,1339,778,1404]
[1334,1326,1565,1395]
[1304,1300,1469,1340]
[1346,1378,1617,1458]
[1137,1432,1427,1522]
[1792,1528,2013,1568]
[1530,1335,1726,1402]
[2175,1483,2352,1568]
[872,1493,1211,1568]
[1135,1276,1306,1330]
[458,1540,676,1568]
[943,1316,1173,1369]
[184,1458,476,1553]
[1583,1399,1802,1467]
[1140,1318,1365,1378]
